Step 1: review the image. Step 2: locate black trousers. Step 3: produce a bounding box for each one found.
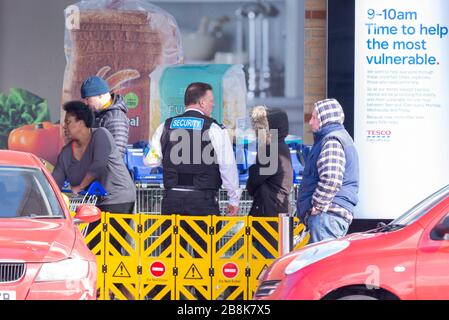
[86,202,135,252]
[161,190,220,258]
[161,189,219,216]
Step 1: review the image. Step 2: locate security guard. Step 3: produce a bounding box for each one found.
[144,82,240,217]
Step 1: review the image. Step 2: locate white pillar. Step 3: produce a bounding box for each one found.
[285,0,304,98]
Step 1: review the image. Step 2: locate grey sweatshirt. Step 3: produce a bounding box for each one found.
[94,94,129,156]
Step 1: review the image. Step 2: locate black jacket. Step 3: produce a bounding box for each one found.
[246,107,293,217]
[160,110,222,190]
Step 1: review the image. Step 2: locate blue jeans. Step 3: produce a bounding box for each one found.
[306,212,350,244]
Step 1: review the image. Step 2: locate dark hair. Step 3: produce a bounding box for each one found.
[63,101,94,128]
[184,82,213,106]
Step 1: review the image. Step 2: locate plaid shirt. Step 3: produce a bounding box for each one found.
[312,138,353,223]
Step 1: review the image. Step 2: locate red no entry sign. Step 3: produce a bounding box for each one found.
[150,261,166,278]
[222,262,239,279]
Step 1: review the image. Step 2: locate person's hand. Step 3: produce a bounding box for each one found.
[227,204,239,216]
[310,206,320,216]
[71,185,82,195]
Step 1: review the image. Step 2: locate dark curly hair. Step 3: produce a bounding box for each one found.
[63,101,94,128]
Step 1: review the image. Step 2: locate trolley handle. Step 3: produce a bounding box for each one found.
[62,181,108,197]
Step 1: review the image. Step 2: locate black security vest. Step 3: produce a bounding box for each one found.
[161,110,223,190]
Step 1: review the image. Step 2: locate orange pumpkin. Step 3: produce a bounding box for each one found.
[8,122,63,166]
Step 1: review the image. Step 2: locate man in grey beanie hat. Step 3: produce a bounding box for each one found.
[81,75,130,157]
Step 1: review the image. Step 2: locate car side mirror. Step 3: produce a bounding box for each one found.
[74,205,101,224]
[431,216,449,240]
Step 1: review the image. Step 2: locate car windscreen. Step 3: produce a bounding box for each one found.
[0,166,64,218]
[390,185,449,226]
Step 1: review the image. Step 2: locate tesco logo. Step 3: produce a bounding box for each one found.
[367,129,392,142]
[367,130,391,136]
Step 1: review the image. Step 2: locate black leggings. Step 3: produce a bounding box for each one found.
[97,202,135,215]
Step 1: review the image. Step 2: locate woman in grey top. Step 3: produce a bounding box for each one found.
[53,101,135,251]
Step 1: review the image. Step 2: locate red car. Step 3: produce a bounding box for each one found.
[0,150,101,300]
[255,184,449,300]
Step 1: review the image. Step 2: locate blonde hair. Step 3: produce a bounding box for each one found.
[250,105,271,145]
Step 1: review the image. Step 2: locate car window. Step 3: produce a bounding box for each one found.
[391,185,449,226]
[430,212,449,241]
[441,213,449,241]
[0,166,64,218]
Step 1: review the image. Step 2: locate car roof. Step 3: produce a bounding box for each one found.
[0,150,42,168]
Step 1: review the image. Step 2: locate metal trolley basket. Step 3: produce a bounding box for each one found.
[217,186,299,257]
[136,183,299,257]
[63,181,108,236]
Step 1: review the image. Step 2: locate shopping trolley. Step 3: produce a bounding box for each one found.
[136,183,164,215]
[217,186,300,257]
[134,183,166,256]
[62,181,108,236]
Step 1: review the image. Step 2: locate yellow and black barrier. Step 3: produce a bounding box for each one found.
[140,214,176,300]
[79,213,308,300]
[212,216,248,300]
